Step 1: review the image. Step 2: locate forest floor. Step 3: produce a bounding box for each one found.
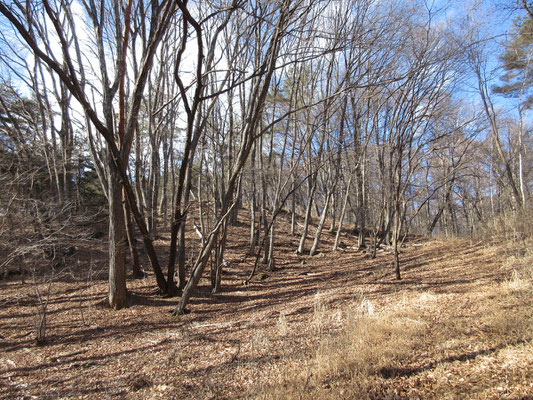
[0,210,532,399]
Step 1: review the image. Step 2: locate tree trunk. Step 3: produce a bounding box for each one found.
[249,142,258,254]
[356,162,366,250]
[394,242,401,280]
[297,178,317,254]
[108,164,128,309]
[309,191,332,256]
[260,136,270,264]
[267,222,275,270]
[333,176,352,251]
[290,188,296,236]
[250,197,257,255]
[124,190,143,278]
[211,220,228,293]
[172,0,292,315]
[328,194,336,233]
[392,183,402,280]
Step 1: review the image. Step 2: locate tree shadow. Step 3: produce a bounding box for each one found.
[378,340,526,379]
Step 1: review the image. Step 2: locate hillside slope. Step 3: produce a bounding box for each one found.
[0,217,531,399]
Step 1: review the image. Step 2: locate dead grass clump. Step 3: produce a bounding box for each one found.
[253,302,428,400]
[252,240,533,400]
[481,306,533,344]
[502,268,532,292]
[277,311,288,336]
[481,258,533,345]
[321,308,425,375]
[312,291,327,336]
[488,243,533,341]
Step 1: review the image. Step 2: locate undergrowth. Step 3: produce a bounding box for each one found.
[251,241,533,399]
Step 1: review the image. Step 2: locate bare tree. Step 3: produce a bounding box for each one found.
[0,0,177,307]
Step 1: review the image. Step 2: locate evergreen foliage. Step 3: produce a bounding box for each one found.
[494,16,533,108]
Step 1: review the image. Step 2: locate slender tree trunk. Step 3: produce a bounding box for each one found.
[249,142,257,254]
[393,239,401,279]
[333,176,352,251]
[174,158,196,293]
[124,190,143,278]
[297,178,317,254]
[249,203,257,254]
[260,136,270,264]
[356,162,366,249]
[58,80,74,201]
[518,117,527,207]
[393,165,402,280]
[290,188,296,236]
[309,191,332,256]
[211,220,228,293]
[267,222,275,270]
[249,196,257,255]
[149,144,160,238]
[230,178,242,225]
[158,132,170,223]
[427,205,444,235]
[328,195,336,233]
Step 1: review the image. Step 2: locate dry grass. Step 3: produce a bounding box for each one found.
[477,207,533,250]
[251,240,533,400]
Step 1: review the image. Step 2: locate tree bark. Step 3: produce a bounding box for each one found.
[309,190,332,256]
[124,190,143,278]
[297,178,316,254]
[333,176,352,251]
[108,164,128,309]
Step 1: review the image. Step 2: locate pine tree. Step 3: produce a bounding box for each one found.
[494,16,533,108]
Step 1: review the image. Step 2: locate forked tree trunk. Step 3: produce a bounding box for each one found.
[171,0,291,315]
[309,191,332,256]
[211,220,228,293]
[297,179,317,254]
[333,176,352,251]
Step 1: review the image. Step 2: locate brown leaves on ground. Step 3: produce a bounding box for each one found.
[0,216,531,399]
